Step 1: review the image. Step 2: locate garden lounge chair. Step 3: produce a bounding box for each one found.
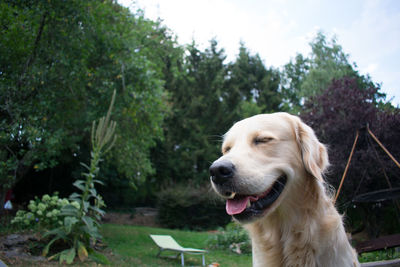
[150,234,207,266]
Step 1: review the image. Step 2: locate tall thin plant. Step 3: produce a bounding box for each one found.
[43,90,117,264]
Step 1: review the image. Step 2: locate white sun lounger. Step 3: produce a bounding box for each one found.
[150,234,207,266]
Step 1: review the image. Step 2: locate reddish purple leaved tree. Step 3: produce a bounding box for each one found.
[301,77,400,236]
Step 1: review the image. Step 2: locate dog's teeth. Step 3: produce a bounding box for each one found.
[247,199,251,208]
[226,192,236,199]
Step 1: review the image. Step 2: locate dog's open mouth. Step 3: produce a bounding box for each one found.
[226,175,287,222]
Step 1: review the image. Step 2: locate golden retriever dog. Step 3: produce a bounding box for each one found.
[209,113,359,267]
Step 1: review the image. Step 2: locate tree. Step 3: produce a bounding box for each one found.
[300,77,400,235]
[280,53,309,112]
[281,32,361,112]
[150,41,283,191]
[302,32,356,96]
[151,40,230,186]
[227,44,281,118]
[0,0,176,210]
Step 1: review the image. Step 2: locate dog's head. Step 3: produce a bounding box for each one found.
[209,112,329,223]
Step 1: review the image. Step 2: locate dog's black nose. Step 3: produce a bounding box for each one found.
[209,160,235,185]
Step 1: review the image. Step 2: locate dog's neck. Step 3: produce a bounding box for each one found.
[244,174,346,267]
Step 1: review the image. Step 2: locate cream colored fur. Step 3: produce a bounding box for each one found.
[212,112,359,267]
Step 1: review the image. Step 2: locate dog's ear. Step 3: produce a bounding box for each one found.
[295,118,329,181]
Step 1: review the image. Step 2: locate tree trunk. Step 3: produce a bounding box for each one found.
[0,187,7,215]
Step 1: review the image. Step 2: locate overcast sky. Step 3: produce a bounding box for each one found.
[120,0,400,106]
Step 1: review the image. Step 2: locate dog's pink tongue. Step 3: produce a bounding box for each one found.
[226,197,250,215]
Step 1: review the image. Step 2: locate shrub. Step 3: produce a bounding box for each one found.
[11,192,70,231]
[207,221,251,254]
[157,184,230,230]
[42,90,116,265]
[359,248,400,263]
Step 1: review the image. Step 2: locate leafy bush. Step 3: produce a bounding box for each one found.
[359,248,400,263]
[11,192,71,230]
[207,222,251,254]
[157,184,230,230]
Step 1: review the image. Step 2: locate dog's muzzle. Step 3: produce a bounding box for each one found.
[210,159,288,223]
[209,159,236,196]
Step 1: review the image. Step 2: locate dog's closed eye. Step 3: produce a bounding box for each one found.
[222,146,231,154]
[253,136,274,145]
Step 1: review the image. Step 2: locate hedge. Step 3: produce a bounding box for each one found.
[157,184,231,230]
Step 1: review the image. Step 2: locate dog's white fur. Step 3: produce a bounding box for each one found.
[211,113,359,267]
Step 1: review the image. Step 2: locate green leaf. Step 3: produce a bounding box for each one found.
[59,248,76,264]
[73,180,86,191]
[93,213,101,221]
[88,248,110,265]
[90,206,105,216]
[43,227,67,239]
[77,241,88,262]
[60,204,79,216]
[64,216,79,234]
[89,188,97,196]
[69,192,81,201]
[82,201,90,212]
[48,252,61,261]
[42,236,61,257]
[80,162,90,171]
[93,179,104,185]
[81,216,101,239]
[81,215,94,228]
[82,172,95,179]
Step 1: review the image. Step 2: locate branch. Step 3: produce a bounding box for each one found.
[17,11,48,89]
[14,149,37,185]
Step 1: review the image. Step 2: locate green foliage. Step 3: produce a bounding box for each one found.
[11,192,69,230]
[150,40,228,188]
[0,0,172,208]
[42,92,116,264]
[151,40,282,191]
[281,32,362,112]
[301,32,356,96]
[157,183,231,230]
[207,222,251,255]
[2,0,397,228]
[359,248,400,263]
[228,44,282,115]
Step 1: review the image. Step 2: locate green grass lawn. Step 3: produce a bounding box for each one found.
[101,224,400,266]
[0,223,251,266]
[101,224,252,266]
[2,222,398,266]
